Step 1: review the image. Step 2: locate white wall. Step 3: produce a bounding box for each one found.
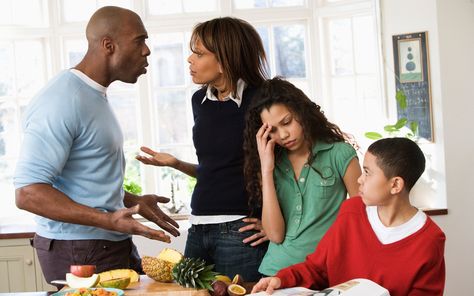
[381,0,474,294]
[380,0,447,210]
[435,0,474,294]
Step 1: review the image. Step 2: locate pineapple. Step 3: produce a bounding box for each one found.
[142,248,184,282]
[172,257,218,290]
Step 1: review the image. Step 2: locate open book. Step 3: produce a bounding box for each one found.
[248,278,390,296]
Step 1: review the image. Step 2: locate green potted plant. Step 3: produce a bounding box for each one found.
[365,89,419,140]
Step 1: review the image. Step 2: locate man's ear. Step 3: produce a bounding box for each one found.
[102,37,114,55]
[390,176,404,195]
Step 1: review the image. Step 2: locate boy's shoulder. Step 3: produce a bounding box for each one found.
[339,196,366,215]
[422,216,446,244]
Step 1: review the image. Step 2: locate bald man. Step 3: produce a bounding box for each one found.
[13,6,179,286]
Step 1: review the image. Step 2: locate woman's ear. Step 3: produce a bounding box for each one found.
[390,176,405,195]
[218,63,223,74]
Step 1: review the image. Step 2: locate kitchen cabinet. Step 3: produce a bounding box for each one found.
[0,238,55,292]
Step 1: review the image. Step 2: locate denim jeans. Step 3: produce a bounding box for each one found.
[184,219,268,282]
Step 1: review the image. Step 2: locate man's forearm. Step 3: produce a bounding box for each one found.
[15,183,114,230]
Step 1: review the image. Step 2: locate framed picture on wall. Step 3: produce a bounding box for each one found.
[393,31,434,142]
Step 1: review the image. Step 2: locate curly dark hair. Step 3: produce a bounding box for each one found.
[243,77,349,216]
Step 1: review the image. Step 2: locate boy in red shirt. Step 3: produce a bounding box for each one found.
[252,138,445,296]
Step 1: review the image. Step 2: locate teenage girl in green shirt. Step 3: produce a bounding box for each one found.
[243,77,362,276]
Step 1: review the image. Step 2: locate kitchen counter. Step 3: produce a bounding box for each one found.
[124,276,210,295]
[0,223,35,239]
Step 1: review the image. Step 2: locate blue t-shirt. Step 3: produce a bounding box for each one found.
[14,70,129,241]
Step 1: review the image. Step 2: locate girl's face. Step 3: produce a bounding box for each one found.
[187,39,224,86]
[260,103,307,154]
[357,152,393,206]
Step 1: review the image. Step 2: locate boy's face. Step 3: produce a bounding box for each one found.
[358,152,393,206]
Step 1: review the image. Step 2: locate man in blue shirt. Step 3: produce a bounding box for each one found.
[13,6,179,285]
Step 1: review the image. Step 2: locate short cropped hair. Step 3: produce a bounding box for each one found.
[367,138,425,191]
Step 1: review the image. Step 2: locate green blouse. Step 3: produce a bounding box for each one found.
[258,141,357,276]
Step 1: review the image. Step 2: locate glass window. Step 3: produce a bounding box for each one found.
[329,18,353,75]
[274,24,307,78]
[353,15,377,74]
[325,14,382,138]
[152,33,185,87]
[15,41,46,98]
[0,0,45,26]
[0,43,15,97]
[63,39,87,68]
[0,0,384,218]
[62,0,131,23]
[148,0,217,15]
[233,0,304,9]
[154,90,190,145]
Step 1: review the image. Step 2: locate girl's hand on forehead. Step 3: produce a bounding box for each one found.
[256,122,276,173]
[257,122,272,140]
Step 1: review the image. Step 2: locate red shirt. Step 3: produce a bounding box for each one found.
[277,197,445,296]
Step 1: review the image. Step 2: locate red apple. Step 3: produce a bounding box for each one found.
[70,265,96,277]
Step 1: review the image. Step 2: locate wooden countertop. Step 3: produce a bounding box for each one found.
[0,223,35,239]
[124,276,210,295]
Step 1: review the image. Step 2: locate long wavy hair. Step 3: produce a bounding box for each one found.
[190,17,268,95]
[243,77,349,215]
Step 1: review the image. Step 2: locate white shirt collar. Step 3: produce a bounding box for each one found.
[201,79,247,108]
[70,69,107,98]
[366,206,427,244]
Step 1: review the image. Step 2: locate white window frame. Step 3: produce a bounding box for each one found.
[0,0,385,219]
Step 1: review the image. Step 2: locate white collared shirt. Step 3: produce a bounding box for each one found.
[70,69,107,98]
[366,206,427,244]
[201,79,247,108]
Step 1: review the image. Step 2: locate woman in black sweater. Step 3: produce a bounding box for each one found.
[136,17,269,281]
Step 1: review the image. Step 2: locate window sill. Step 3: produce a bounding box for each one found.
[422,208,448,216]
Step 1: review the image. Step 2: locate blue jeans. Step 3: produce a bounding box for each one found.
[184,220,268,282]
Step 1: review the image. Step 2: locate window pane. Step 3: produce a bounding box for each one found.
[62,0,131,23]
[233,0,303,9]
[329,18,353,75]
[0,43,14,97]
[183,0,217,13]
[62,0,96,22]
[155,146,196,214]
[154,90,189,144]
[98,0,131,9]
[148,0,182,15]
[274,24,306,78]
[148,0,216,15]
[331,77,357,131]
[271,0,304,7]
[151,33,185,87]
[353,15,377,74]
[15,40,46,97]
[64,39,87,68]
[0,0,45,26]
[233,0,267,9]
[0,102,18,158]
[0,158,33,219]
[256,27,271,75]
[108,92,139,145]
